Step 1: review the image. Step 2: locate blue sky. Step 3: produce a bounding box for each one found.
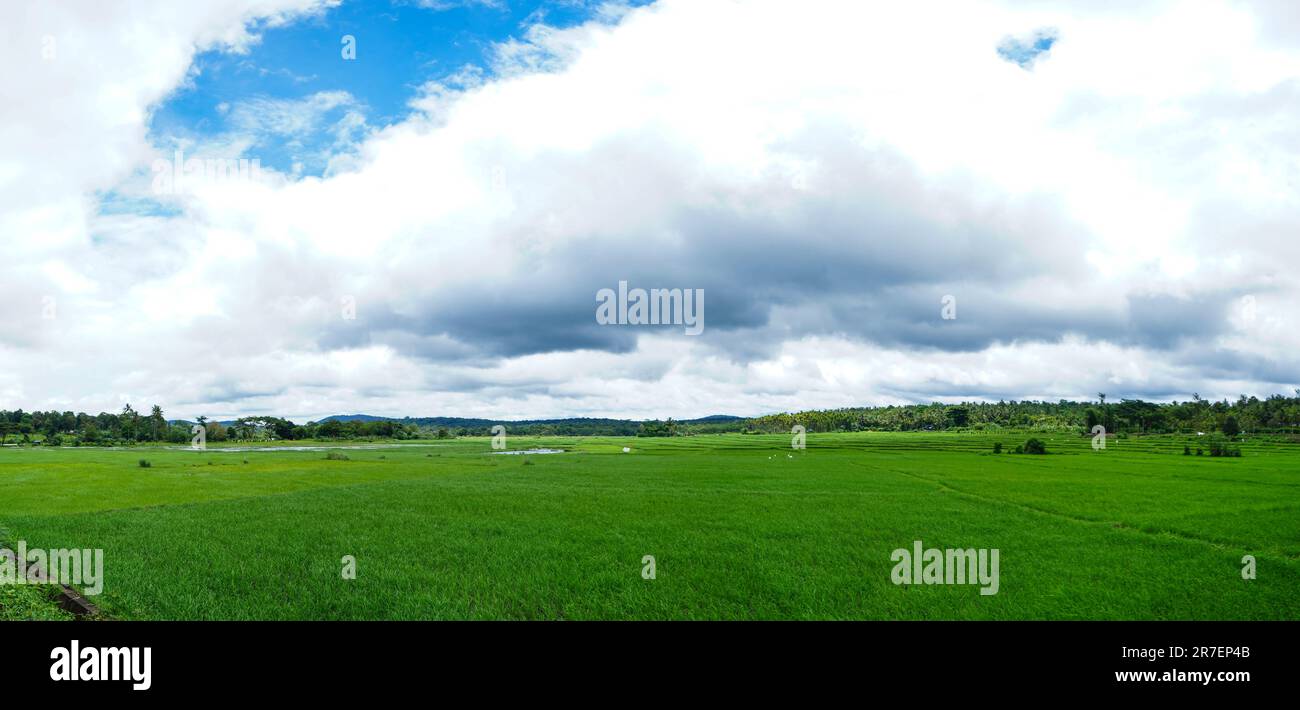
[996,28,1058,67]
[147,0,648,176]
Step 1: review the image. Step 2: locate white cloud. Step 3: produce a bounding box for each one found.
[1,0,1298,421]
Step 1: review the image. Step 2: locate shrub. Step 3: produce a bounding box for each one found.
[1222,416,1241,438]
[325,452,350,461]
[1196,448,1204,456]
[1207,437,1243,458]
[1183,445,1191,456]
[993,442,1002,454]
[138,459,152,468]
[1022,438,1048,455]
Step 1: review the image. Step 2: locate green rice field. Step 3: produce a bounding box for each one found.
[1,431,1297,620]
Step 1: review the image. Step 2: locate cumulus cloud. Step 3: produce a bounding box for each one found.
[1,0,1298,421]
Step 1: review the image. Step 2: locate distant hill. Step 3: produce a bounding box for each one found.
[316,414,392,423]
[168,419,239,427]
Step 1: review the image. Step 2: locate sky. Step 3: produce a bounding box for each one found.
[1,0,1298,423]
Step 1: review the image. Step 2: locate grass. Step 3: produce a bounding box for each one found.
[0,432,1296,619]
[0,584,73,621]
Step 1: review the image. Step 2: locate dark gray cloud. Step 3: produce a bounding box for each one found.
[296,136,1243,369]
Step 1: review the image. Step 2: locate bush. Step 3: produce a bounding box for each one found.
[1207,437,1243,458]
[1183,445,1191,455]
[138,459,152,468]
[993,442,1002,454]
[325,452,350,461]
[1022,438,1048,455]
[1196,448,1204,456]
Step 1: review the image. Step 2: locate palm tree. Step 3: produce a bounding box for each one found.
[149,405,166,441]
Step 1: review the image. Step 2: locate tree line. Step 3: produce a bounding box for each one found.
[0,406,420,446]
[742,392,1300,436]
[3,392,1298,445]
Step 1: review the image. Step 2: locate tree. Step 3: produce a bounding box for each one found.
[1222,415,1240,437]
[946,406,970,428]
[148,405,166,441]
[206,421,228,441]
[1084,409,1100,430]
[119,403,140,441]
[637,419,678,437]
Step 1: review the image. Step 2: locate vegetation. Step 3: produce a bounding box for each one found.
[1207,437,1243,458]
[1021,438,1048,455]
[0,584,72,621]
[744,392,1300,435]
[1223,415,1241,438]
[1,431,1296,620]
[0,406,424,446]
[637,418,678,437]
[2,392,1297,446]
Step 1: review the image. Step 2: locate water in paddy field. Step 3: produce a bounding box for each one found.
[491,449,566,455]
